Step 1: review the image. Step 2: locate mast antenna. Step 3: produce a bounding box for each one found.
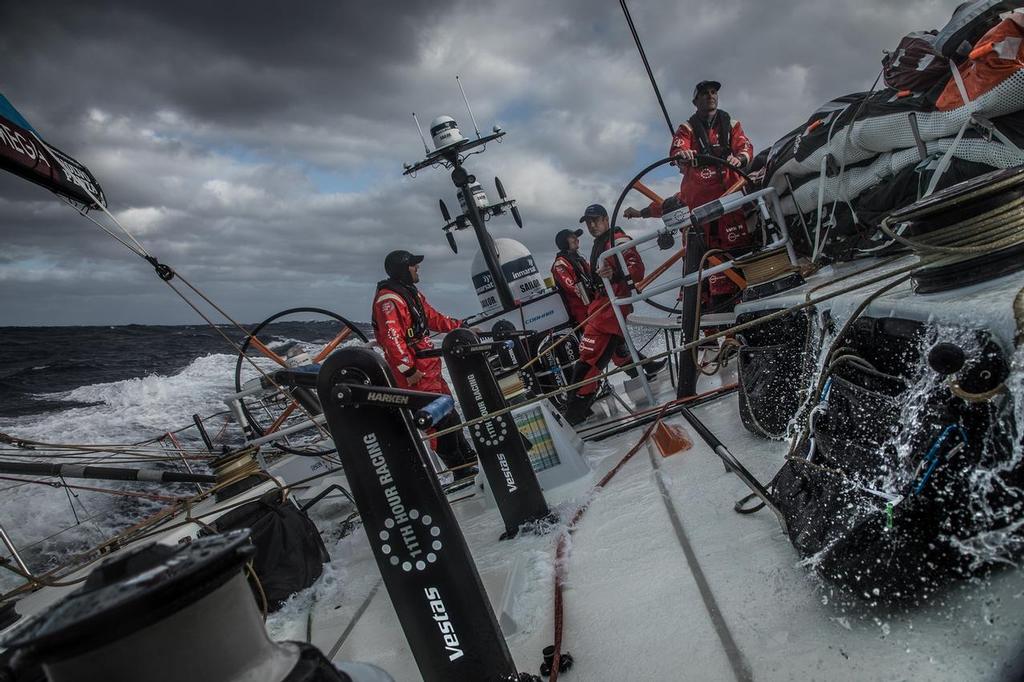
[412,113,431,155]
[456,75,482,139]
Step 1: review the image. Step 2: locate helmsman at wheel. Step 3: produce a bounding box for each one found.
[372,250,476,474]
[624,79,754,307]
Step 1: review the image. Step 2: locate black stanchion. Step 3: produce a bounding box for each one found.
[317,347,522,682]
[442,328,550,538]
[676,223,706,398]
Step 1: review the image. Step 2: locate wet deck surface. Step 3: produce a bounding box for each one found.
[304,368,1024,680]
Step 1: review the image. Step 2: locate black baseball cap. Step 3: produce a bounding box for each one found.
[384,250,424,278]
[693,80,721,100]
[578,204,608,223]
[555,228,584,250]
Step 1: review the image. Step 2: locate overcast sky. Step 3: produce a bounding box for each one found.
[0,0,960,326]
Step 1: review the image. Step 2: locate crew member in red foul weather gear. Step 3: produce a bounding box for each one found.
[624,80,754,306]
[550,228,594,327]
[562,205,665,426]
[372,250,476,474]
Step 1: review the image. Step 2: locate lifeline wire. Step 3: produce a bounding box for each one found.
[619,0,674,136]
[426,258,936,442]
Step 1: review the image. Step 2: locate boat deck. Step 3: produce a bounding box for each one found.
[273,368,1024,681]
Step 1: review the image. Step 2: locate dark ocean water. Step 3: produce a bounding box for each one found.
[0,321,372,418]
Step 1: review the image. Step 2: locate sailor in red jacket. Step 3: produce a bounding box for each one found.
[550,228,594,327]
[625,80,754,303]
[562,204,665,426]
[372,250,476,472]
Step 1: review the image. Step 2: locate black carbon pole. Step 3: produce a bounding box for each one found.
[620,0,675,136]
[0,461,215,485]
[442,328,550,538]
[676,223,706,397]
[453,164,516,311]
[317,347,524,682]
[674,405,787,532]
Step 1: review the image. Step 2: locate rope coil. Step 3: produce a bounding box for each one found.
[879,167,1024,295]
[733,247,798,287]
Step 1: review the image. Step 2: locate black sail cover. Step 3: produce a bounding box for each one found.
[0,93,105,208]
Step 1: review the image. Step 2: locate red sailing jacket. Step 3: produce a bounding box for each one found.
[671,113,752,212]
[551,252,593,326]
[644,113,754,259]
[647,112,754,242]
[371,283,463,394]
[586,227,644,335]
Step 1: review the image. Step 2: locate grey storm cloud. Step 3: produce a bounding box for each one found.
[0,0,962,325]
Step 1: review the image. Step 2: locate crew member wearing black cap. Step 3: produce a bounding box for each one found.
[372,250,476,473]
[562,204,665,426]
[550,228,594,327]
[624,80,754,305]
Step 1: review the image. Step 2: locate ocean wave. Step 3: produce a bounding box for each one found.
[6,353,240,444]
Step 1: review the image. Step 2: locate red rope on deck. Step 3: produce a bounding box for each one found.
[548,401,671,682]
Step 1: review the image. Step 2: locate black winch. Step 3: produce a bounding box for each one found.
[0,531,367,682]
[882,166,1024,293]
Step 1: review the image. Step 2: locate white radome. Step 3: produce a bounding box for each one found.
[472,237,546,313]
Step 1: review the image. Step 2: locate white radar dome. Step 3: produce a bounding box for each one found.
[430,115,466,151]
[471,238,546,313]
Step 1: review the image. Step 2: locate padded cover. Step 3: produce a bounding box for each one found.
[211,491,330,611]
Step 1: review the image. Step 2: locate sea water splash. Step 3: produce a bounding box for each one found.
[882,325,975,492]
[949,344,1024,570]
[785,303,1024,602]
[6,352,238,444]
[0,350,243,592]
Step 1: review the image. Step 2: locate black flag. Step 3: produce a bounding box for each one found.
[0,93,105,208]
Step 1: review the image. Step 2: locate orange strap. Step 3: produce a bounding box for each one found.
[249,336,287,367]
[969,41,996,60]
[314,327,353,363]
[631,180,664,205]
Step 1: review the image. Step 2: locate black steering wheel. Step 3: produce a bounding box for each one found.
[609,154,752,314]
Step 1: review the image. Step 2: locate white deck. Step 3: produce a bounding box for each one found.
[276,368,1024,681]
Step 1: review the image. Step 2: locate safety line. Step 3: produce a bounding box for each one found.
[648,443,752,682]
[327,579,383,660]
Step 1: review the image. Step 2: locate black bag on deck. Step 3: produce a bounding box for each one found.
[210,490,330,611]
[773,457,964,603]
[882,32,950,92]
[773,317,1021,602]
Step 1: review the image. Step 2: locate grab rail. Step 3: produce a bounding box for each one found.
[596,186,798,404]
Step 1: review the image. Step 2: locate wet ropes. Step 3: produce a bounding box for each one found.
[878,165,1024,292]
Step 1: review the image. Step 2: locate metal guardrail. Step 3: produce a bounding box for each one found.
[596,186,799,404]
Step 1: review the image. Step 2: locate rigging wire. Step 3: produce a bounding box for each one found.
[619,0,674,136]
[33,134,333,444]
